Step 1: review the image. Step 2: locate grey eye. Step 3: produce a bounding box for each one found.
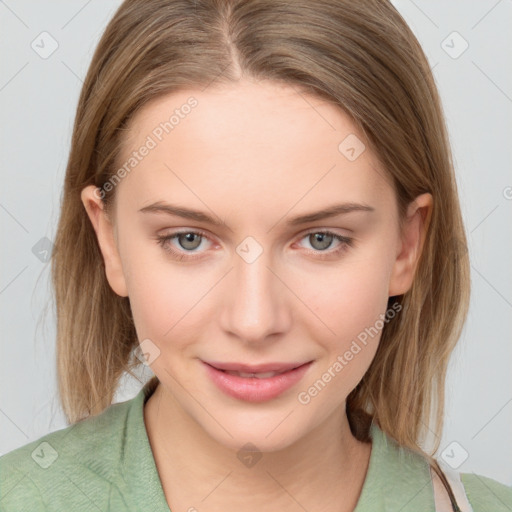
[308,232,334,251]
[177,232,203,250]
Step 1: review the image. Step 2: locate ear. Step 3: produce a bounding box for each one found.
[388,192,433,297]
[80,185,128,297]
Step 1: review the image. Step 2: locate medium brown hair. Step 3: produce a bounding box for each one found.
[51,0,470,507]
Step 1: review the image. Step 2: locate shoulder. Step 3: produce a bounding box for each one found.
[0,397,134,511]
[368,423,512,511]
[460,471,512,511]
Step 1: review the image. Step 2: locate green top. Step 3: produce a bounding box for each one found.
[1,378,511,511]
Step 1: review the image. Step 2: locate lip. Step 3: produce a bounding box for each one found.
[202,360,313,402]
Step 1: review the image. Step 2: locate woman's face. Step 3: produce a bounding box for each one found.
[83,79,428,451]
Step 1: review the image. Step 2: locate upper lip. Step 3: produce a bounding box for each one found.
[203,361,311,373]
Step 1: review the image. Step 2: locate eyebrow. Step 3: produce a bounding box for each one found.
[138,201,375,227]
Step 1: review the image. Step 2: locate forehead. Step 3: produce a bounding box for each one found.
[114,79,393,219]
[125,79,359,159]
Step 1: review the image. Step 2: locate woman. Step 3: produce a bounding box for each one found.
[1,1,510,510]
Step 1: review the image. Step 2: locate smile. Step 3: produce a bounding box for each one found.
[202,360,314,402]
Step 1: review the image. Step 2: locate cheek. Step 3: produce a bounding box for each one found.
[120,238,204,343]
[296,241,395,389]
[305,254,392,341]
[293,262,391,406]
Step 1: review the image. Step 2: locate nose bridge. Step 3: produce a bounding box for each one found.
[221,237,287,341]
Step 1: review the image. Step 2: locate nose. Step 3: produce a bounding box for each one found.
[219,245,291,344]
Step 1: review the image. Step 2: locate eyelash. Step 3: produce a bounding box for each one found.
[155,229,354,261]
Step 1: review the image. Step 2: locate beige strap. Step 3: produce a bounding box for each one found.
[430,463,474,512]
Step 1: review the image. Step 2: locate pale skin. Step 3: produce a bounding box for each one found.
[81,79,432,512]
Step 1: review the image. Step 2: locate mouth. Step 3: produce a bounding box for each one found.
[202,360,314,402]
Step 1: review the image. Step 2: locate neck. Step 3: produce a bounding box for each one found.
[144,382,372,512]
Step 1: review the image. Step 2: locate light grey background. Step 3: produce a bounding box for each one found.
[1,0,511,487]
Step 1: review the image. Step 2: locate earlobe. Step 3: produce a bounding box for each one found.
[388,193,433,297]
[80,185,128,297]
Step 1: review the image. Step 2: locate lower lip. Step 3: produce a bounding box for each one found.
[202,361,313,402]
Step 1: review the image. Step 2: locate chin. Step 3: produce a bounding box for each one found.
[194,406,312,454]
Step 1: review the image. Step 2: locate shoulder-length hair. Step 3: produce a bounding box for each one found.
[52,0,470,505]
